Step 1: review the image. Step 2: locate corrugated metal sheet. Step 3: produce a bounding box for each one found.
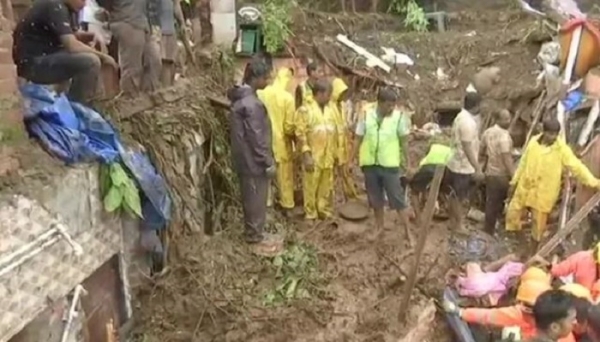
[0,167,122,341]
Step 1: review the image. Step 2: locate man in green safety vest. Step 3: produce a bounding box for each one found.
[355,87,413,236]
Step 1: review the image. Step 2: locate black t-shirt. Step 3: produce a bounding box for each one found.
[12,0,77,75]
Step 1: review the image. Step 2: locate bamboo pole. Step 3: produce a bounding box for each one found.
[398,165,445,322]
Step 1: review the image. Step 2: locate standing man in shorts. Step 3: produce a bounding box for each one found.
[356,88,412,236]
[445,92,484,231]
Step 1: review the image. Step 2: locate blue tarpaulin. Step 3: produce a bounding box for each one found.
[21,84,119,164]
[21,83,173,231]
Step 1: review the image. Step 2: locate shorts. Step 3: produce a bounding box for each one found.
[362,165,407,210]
[160,34,178,61]
[441,168,473,200]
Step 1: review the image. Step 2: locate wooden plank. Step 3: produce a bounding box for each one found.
[530,191,600,260]
[398,164,445,322]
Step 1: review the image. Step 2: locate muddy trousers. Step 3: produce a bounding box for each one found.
[267,161,295,209]
[110,22,161,93]
[303,167,334,219]
[23,52,101,103]
[505,195,549,242]
[338,164,358,199]
[239,174,269,243]
[484,175,509,234]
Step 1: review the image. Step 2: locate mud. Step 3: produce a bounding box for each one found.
[129,4,552,342]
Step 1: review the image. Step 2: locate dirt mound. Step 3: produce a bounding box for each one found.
[292,9,551,127]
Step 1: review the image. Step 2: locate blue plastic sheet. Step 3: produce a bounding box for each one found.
[562,90,584,112]
[21,84,119,164]
[22,83,172,230]
[119,146,172,230]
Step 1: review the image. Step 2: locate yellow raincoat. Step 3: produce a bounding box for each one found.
[506,135,600,241]
[295,101,338,219]
[298,81,315,107]
[257,68,296,209]
[331,78,357,199]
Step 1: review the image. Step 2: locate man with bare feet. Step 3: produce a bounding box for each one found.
[355,88,413,238]
[443,92,484,232]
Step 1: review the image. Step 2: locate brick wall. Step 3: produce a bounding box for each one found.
[0,0,24,178]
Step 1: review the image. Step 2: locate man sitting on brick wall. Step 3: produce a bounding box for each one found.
[12,0,118,103]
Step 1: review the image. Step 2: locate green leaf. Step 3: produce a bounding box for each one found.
[122,180,143,218]
[273,255,283,267]
[109,163,129,187]
[285,277,298,298]
[104,186,123,212]
[99,164,111,198]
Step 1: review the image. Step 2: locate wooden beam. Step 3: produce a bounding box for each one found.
[530,191,600,260]
[398,165,445,322]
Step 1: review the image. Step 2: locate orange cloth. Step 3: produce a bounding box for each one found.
[461,305,575,342]
[551,251,598,291]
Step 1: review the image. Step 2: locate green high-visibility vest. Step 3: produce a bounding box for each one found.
[419,143,452,166]
[359,109,403,167]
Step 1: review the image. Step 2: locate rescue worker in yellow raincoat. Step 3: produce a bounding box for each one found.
[295,62,322,108]
[331,77,358,200]
[257,67,296,216]
[295,79,337,221]
[506,118,600,242]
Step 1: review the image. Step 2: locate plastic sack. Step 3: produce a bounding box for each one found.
[562,90,585,112]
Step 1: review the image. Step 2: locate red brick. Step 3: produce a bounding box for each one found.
[0,47,13,64]
[0,31,12,49]
[0,64,16,81]
[0,77,17,95]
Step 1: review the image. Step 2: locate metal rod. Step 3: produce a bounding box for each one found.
[0,227,58,268]
[0,235,61,278]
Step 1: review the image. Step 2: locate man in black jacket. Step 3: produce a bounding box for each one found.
[228,59,282,255]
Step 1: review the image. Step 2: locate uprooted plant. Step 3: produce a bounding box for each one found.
[263,242,325,306]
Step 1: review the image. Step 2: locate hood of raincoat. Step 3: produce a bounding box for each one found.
[272,68,293,90]
[332,77,348,102]
[227,84,255,103]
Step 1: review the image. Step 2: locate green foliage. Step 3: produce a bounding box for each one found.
[261,0,293,53]
[99,163,143,218]
[263,243,320,305]
[388,0,429,32]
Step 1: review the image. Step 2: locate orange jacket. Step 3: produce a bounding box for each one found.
[551,251,598,290]
[461,305,576,342]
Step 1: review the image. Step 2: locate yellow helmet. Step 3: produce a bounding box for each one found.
[560,283,592,301]
[516,280,552,306]
[520,267,551,285]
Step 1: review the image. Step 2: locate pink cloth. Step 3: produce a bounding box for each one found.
[457,262,524,303]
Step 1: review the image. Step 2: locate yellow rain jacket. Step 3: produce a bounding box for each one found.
[295,101,338,219]
[331,77,358,199]
[257,68,296,209]
[510,134,600,213]
[295,102,338,169]
[257,68,295,162]
[298,80,315,107]
[331,77,350,164]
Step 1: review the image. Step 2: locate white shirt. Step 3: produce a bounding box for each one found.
[446,109,480,174]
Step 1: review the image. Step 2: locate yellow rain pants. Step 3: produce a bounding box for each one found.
[257,68,296,209]
[331,77,357,199]
[295,101,338,219]
[506,135,600,241]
